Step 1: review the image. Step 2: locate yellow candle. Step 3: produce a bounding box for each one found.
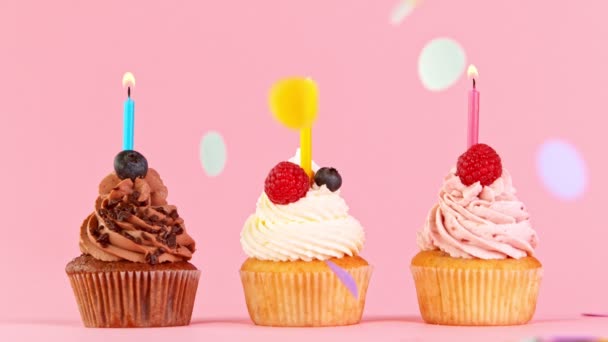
[300,127,313,177]
[269,77,318,178]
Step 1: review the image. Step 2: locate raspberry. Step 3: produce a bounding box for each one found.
[264,161,310,205]
[456,143,503,186]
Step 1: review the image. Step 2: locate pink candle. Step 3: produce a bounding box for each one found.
[467,65,480,147]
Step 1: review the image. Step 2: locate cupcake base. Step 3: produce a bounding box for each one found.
[240,256,372,327]
[66,255,200,328]
[410,250,542,326]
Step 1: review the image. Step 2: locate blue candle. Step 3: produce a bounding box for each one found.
[121,72,136,150]
[123,87,135,150]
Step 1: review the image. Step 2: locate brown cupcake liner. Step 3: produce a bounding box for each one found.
[411,265,542,326]
[240,265,373,327]
[68,269,200,328]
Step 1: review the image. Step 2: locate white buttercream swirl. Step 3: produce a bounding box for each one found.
[417,168,538,260]
[241,185,365,262]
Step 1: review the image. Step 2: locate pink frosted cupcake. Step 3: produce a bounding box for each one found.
[411,144,542,326]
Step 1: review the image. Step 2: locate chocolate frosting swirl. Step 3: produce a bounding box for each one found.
[79,168,196,264]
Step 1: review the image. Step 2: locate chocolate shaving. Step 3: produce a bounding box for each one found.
[171,225,184,235]
[96,233,110,247]
[90,225,98,237]
[107,210,117,220]
[145,252,157,265]
[128,191,141,205]
[98,208,109,218]
[141,217,163,228]
[105,220,121,232]
[115,202,135,214]
[116,211,132,222]
[169,210,179,220]
[166,234,177,249]
[90,223,106,238]
[122,232,142,245]
[106,199,120,209]
[122,231,135,241]
[143,214,164,227]
[137,225,160,234]
[154,229,177,249]
[145,248,165,265]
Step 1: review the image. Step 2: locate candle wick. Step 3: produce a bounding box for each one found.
[128,87,131,98]
[472,78,476,89]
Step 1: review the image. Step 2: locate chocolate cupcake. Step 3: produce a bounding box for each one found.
[66,151,200,328]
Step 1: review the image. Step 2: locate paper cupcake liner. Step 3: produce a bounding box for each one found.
[411,265,542,326]
[240,265,373,327]
[68,270,200,328]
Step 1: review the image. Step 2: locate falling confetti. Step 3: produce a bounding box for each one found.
[582,313,608,317]
[325,260,358,299]
[199,131,227,177]
[418,38,467,91]
[537,139,587,200]
[390,0,421,26]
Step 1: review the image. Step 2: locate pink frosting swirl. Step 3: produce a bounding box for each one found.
[417,168,538,259]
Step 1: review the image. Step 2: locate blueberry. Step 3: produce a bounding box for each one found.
[314,167,342,192]
[114,150,148,180]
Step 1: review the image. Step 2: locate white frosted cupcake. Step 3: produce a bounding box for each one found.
[240,151,372,327]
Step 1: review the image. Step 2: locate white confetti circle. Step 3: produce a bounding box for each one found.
[200,131,227,177]
[537,139,587,200]
[418,38,467,91]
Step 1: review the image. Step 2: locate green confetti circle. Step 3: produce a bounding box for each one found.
[199,131,227,177]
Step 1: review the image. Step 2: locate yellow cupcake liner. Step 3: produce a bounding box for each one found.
[68,270,200,328]
[240,265,372,327]
[411,265,542,326]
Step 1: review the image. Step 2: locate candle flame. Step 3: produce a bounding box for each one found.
[467,64,478,79]
[122,72,136,88]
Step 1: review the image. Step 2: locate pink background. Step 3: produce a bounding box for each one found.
[1,0,608,334]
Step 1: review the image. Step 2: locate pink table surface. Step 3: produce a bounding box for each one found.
[1,316,606,342]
